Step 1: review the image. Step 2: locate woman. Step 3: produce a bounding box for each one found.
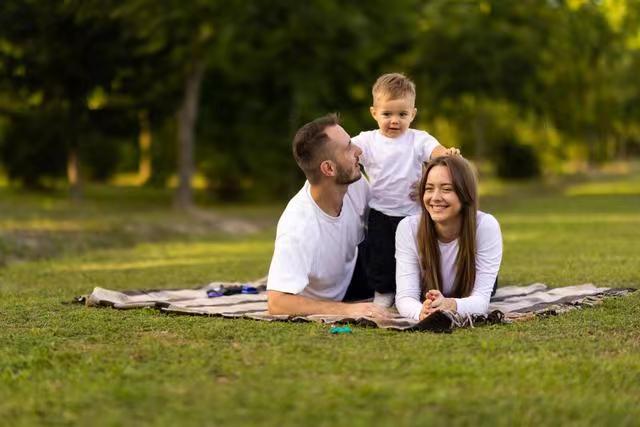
[395,156,502,320]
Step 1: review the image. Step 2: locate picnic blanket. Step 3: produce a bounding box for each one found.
[79,280,635,333]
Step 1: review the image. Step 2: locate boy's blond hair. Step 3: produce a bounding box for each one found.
[372,73,416,103]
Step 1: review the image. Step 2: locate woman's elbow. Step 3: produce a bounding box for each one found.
[457,297,490,317]
[477,300,490,315]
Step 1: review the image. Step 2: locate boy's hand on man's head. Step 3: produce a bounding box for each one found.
[430,145,461,159]
[443,147,461,157]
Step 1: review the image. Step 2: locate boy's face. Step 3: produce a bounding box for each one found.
[370,96,417,138]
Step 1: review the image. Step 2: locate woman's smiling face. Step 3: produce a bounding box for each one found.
[423,165,462,224]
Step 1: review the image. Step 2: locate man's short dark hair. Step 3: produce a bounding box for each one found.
[292,113,340,184]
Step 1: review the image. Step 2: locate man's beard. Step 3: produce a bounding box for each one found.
[335,163,361,185]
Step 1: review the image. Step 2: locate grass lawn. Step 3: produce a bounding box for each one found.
[1,171,639,426]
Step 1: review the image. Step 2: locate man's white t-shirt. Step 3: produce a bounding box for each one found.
[395,211,503,319]
[266,177,370,301]
[352,129,440,217]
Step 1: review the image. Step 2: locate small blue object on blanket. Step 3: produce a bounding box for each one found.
[207,284,259,298]
[330,325,352,334]
[207,289,224,298]
[241,285,259,295]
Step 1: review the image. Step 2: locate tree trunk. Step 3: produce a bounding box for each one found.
[586,130,598,167]
[472,112,486,161]
[288,88,301,195]
[138,110,152,185]
[619,134,627,160]
[174,59,206,210]
[67,147,82,202]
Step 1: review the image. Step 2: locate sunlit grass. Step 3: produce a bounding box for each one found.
[108,172,212,189]
[51,241,274,275]
[166,172,209,190]
[565,179,640,196]
[0,218,103,232]
[1,170,640,425]
[478,177,507,196]
[499,212,640,225]
[109,171,147,186]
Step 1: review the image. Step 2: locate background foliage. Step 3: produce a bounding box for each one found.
[1,0,639,201]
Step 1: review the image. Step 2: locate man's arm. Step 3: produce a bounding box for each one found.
[268,290,390,318]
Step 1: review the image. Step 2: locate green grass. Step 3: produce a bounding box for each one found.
[1,175,639,426]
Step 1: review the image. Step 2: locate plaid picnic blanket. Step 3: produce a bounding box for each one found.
[80,280,635,332]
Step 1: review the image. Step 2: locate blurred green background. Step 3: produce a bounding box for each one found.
[1,0,639,206]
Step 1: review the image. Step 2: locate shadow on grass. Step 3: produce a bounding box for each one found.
[0,185,283,267]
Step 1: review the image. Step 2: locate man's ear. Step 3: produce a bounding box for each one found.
[319,160,335,178]
[369,106,376,120]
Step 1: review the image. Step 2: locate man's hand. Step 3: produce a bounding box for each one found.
[346,302,392,319]
[268,291,392,319]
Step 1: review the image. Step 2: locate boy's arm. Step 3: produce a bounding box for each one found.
[409,139,461,201]
[430,145,461,159]
[417,130,460,160]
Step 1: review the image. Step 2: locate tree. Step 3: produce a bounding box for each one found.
[112,0,240,209]
[412,0,553,159]
[0,0,145,195]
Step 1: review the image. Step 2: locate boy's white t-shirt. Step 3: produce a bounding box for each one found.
[352,129,440,217]
[395,211,503,319]
[266,177,370,301]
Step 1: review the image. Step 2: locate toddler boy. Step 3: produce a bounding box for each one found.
[352,73,458,307]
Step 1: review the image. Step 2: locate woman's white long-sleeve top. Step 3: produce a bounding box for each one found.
[395,212,503,320]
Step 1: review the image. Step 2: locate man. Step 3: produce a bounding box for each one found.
[267,114,390,318]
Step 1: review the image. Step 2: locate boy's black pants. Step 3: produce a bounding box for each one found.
[366,208,405,295]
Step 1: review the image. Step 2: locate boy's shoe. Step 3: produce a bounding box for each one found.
[373,292,395,308]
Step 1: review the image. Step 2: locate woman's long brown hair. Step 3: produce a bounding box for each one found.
[417,156,478,298]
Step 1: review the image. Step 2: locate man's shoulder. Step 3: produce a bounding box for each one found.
[277,184,318,231]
